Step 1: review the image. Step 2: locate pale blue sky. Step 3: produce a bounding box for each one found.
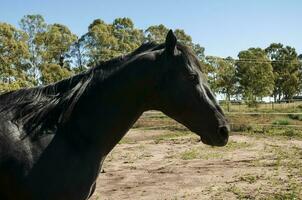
[0,0,301,58]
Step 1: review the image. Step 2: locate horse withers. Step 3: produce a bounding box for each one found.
[0,30,229,200]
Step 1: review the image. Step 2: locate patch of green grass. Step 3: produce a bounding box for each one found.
[260,127,302,139]
[179,141,251,160]
[180,148,222,160]
[223,141,251,150]
[288,114,302,121]
[263,193,299,200]
[203,152,223,159]
[260,180,301,200]
[258,144,302,170]
[118,137,135,144]
[227,185,252,200]
[153,131,192,143]
[180,149,200,160]
[238,174,258,184]
[272,118,290,126]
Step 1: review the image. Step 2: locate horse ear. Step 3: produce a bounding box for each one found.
[165,30,177,55]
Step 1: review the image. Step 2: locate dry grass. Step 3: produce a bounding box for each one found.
[90,108,302,200]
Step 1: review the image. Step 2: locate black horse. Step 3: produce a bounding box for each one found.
[0,30,229,200]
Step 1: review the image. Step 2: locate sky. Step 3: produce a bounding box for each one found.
[0,0,301,58]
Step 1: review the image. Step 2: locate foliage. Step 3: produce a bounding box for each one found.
[40,63,72,84]
[0,22,33,93]
[19,14,47,81]
[205,56,237,101]
[1,14,302,102]
[288,114,302,121]
[236,48,274,106]
[35,23,77,65]
[83,18,144,65]
[272,118,290,126]
[144,24,169,43]
[265,43,302,101]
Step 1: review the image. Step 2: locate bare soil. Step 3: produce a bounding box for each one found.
[90,129,302,200]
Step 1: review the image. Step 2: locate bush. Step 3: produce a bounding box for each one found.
[288,114,302,121]
[231,124,253,132]
[272,119,290,126]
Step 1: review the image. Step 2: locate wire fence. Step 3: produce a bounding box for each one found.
[135,108,302,132]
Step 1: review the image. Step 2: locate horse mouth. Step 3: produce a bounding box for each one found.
[183,123,229,147]
[199,133,228,147]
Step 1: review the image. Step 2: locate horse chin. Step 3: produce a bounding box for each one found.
[199,134,228,147]
[185,126,228,147]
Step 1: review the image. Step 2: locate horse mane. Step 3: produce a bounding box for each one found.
[0,42,163,140]
[176,43,204,72]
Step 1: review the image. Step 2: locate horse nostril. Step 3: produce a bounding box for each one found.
[218,126,229,139]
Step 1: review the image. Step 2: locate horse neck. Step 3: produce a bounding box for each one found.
[63,54,162,155]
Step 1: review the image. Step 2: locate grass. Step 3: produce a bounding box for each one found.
[272,118,290,126]
[180,148,200,160]
[226,185,252,200]
[224,140,251,150]
[179,141,251,160]
[133,103,302,141]
[152,131,192,143]
[180,148,223,160]
[238,174,259,184]
[288,114,302,121]
[108,116,302,199]
[119,137,135,144]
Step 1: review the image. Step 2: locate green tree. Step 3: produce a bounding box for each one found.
[112,17,144,55]
[204,56,220,92]
[0,23,31,92]
[19,14,47,81]
[204,56,237,109]
[265,43,302,101]
[145,25,205,62]
[216,57,237,111]
[236,48,274,106]
[83,18,144,65]
[35,23,76,84]
[69,36,87,72]
[192,43,205,62]
[35,23,77,65]
[144,24,169,43]
[84,19,119,64]
[40,63,72,84]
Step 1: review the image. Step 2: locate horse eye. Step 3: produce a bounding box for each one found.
[189,74,199,84]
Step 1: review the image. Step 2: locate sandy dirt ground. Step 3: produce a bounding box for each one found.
[90,129,302,200]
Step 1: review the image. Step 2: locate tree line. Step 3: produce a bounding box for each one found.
[1,14,302,105]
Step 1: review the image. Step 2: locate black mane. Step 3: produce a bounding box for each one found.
[0,42,163,140]
[176,43,204,72]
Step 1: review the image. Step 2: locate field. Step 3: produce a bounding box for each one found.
[91,104,302,200]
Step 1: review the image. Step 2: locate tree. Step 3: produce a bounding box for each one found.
[84,19,119,64]
[0,23,31,93]
[236,48,274,106]
[69,36,88,72]
[204,56,220,92]
[204,56,237,110]
[144,24,169,43]
[83,18,144,66]
[216,57,237,111]
[40,63,72,84]
[112,17,144,55]
[34,23,76,84]
[19,14,47,81]
[145,25,205,63]
[35,23,77,65]
[265,43,302,101]
[192,43,205,62]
